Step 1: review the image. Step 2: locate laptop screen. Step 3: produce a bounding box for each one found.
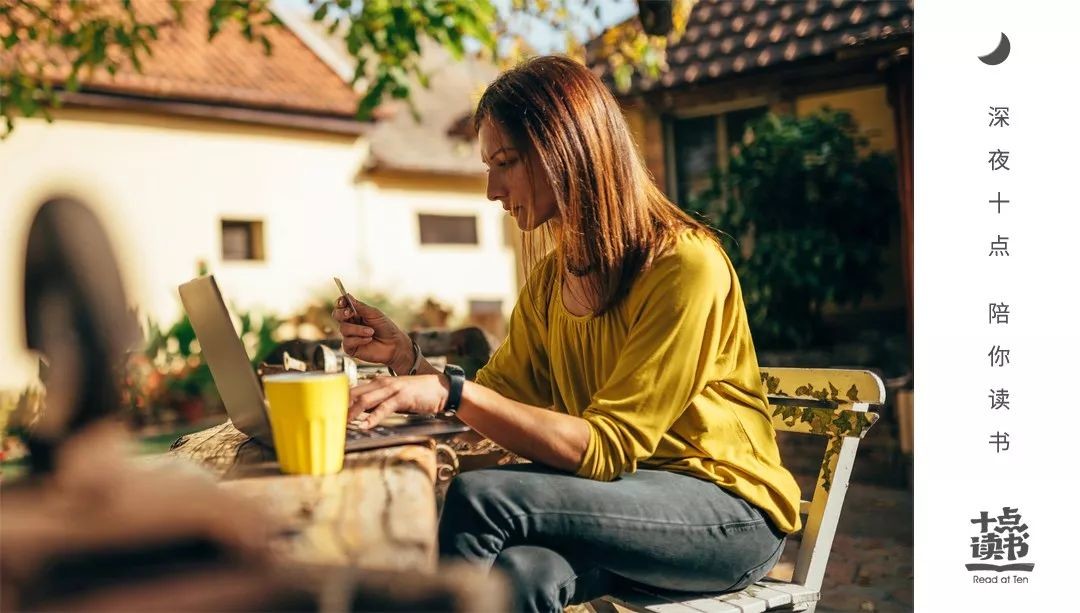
[178,276,272,443]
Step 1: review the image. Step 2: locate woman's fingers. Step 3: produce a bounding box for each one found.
[341,336,372,357]
[339,322,375,338]
[348,379,398,417]
[342,294,386,321]
[356,401,399,429]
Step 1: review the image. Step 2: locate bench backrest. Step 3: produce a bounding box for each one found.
[760,367,884,594]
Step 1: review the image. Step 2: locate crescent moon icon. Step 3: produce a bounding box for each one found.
[979,33,1011,65]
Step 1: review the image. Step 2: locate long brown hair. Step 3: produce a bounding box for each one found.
[474,55,718,315]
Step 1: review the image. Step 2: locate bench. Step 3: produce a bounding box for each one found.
[602,367,884,613]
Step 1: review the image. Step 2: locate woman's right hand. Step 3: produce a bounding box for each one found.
[332,295,411,368]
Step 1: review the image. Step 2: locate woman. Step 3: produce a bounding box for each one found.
[333,55,801,613]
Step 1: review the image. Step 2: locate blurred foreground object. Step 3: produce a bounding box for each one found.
[21,197,140,473]
[3,198,508,611]
[1,424,508,611]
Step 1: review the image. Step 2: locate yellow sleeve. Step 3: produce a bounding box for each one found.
[473,258,554,408]
[576,242,732,481]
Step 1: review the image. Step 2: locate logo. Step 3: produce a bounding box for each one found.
[967,507,1033,573]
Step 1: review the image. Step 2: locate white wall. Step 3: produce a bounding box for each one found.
[0,109,519,391]
[0,110,364,389]
[355,178,518,323]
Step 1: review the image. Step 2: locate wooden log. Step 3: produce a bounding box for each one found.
[169,421,440,571]
[2,423,508,612]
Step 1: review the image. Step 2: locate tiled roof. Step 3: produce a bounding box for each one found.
[590,0,914,93]
[59,0,361,118]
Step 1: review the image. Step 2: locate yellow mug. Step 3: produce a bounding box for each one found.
[262,372,349,475]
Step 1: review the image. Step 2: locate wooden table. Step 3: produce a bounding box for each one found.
[2,421,511,611]
[168,420,444,572]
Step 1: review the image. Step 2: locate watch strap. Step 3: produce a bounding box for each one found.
[442,364,465,414]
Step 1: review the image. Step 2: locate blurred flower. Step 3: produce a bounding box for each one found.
[273,322,297,342]
[297,323,321,340]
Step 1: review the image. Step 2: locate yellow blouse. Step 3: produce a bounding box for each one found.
[474,230,802,534]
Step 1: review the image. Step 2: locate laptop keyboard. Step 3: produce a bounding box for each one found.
[346,421,392,439]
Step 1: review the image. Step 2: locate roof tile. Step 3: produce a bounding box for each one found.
[57,0,361,117]
[589,0,912,93]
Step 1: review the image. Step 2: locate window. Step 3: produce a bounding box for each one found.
[672,115,718,205]
[418,214,478,245]
[221,220,265,261]
[671,106,767,204]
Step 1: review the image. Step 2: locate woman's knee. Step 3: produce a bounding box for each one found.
[438,471,512,563]
[494,546,577,613]
[440,470,502,530]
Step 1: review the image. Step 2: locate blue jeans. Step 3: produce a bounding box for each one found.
[438,463,786,613]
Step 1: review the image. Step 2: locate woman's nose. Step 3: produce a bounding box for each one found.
[486,178,506,202]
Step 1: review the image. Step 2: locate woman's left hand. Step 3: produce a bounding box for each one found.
[349,375,449,429]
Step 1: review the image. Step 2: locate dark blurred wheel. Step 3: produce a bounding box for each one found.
[22,197,139,473]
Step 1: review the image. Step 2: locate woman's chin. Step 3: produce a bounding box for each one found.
[515,213,554,232]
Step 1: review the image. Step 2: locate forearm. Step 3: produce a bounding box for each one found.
[455,381,592,473]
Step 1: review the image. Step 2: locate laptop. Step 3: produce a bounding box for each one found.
[178,275,471,451]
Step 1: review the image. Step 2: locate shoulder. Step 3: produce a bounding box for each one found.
[623,230,733,314]
[648,229,731,287]
[626,229,734,321]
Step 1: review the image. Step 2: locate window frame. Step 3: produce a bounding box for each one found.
[417,213,480,246]
[665,97,770,203]
[220,219,266,262]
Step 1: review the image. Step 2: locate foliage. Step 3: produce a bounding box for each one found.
[0,0,282,135]
[760,373,880,493]
[120,289,422,428]
[1,0,699,136]
[0,386,44,462]
[121,306,281,427]
[684,109,899,349]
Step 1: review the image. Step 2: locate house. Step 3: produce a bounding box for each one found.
[274,2,518,336]
[274,2,518,340]
[0,0,517,390]
[589,0,914,340]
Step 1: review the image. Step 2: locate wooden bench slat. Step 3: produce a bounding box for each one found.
[740,584,797,608]
[673,597,748,612]
[760,368,885,404]
[709,591,770,612]
[614,586,724,613]
[752,580,820,605]
[647,600,718,613]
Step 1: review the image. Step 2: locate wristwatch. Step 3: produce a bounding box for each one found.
[442,364,466,416]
